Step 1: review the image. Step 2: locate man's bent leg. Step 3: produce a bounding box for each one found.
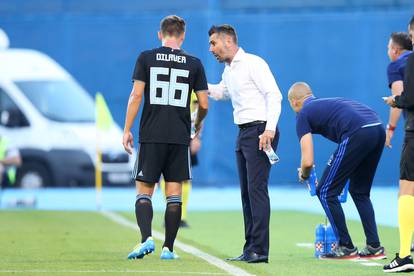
[317,139,354,248]
[349,148,383,248]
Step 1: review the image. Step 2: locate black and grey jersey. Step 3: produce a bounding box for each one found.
[132,46,208,145]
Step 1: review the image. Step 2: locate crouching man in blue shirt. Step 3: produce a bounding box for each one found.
[288,82,386,260]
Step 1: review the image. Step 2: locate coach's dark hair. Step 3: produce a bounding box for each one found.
[208,24,238,44]
[160,15,185,37]
[391,32,413,51]
[409,15,414,29]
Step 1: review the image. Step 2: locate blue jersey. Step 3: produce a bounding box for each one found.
[296,97,382,143]
[387,51,412,88]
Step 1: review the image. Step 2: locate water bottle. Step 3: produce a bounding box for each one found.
[264,146,280,164]
[314,224,326,258]
[258,135,280,165]
[325,224,338,254]
[338,180,350,203]
[306,166,318,196]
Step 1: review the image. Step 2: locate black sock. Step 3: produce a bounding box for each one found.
[163,195,182,251]
[135,194,153,243]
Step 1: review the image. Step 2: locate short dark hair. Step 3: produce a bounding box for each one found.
[391,32,413,51]
[160,15,185,37]
[409,15,414,29]
[208,24,238,44]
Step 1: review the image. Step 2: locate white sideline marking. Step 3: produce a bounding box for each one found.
[101,211,254,276]
[360,262,383,267]
[296,243,313,248]
[351,259,368,262]
[0,270,229,274]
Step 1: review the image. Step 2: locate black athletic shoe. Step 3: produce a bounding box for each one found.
[320,245,359,260]
[358,245,387,260]
[383,253,414,273]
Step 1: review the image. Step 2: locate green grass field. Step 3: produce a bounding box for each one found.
[0,210,399,275]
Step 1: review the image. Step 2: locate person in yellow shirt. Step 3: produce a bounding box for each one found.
[160,92,201,227]
[0,136,21,186]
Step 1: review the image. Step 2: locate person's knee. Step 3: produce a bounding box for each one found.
[166,195,182,209]
[165,182,182,196]
[135,194,152,207]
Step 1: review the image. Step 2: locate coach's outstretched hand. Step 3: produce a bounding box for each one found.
[122,131,134,155]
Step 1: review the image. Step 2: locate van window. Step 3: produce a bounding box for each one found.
[15,80,95,122]
[0,87,29,127]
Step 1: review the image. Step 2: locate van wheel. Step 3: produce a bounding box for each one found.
[17,163,51,189]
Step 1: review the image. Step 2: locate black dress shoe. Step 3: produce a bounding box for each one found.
[245,252,268,263]
[225,254,246,261]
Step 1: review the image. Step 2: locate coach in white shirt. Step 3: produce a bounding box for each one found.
[208,24,282,263]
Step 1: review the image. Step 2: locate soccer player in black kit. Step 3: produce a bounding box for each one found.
[122,15,208,260]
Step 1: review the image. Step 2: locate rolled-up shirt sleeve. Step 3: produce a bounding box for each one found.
[250,57,283,131]
[208,78,230,100]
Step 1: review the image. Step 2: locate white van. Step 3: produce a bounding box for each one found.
[0,30,134,188]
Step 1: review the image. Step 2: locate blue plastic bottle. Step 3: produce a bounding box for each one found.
[314,224,325,258]
[307,166,318,196]
[338,180,350,203]
[325,224,338,254]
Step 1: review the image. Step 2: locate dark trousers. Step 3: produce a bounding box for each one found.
[317,125,385,247]
[236,123,279,256]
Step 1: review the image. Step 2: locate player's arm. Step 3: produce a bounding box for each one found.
[250,56,283,150]
[123,80,145,154]
[194,91,208,136]
[386,80,403,148]
[299,133,314,179]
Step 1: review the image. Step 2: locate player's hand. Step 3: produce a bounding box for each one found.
[190,137,201,154]
[384,96,397,107]
[385,129,394,149]
[122,131,134,155]
[297,168,306,183]
[259,130,275,151]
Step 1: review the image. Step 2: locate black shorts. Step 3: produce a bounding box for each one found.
[400,136,414,181]
[132,143,191,183]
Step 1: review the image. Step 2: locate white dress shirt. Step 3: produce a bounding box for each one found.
[208,47,282,131]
